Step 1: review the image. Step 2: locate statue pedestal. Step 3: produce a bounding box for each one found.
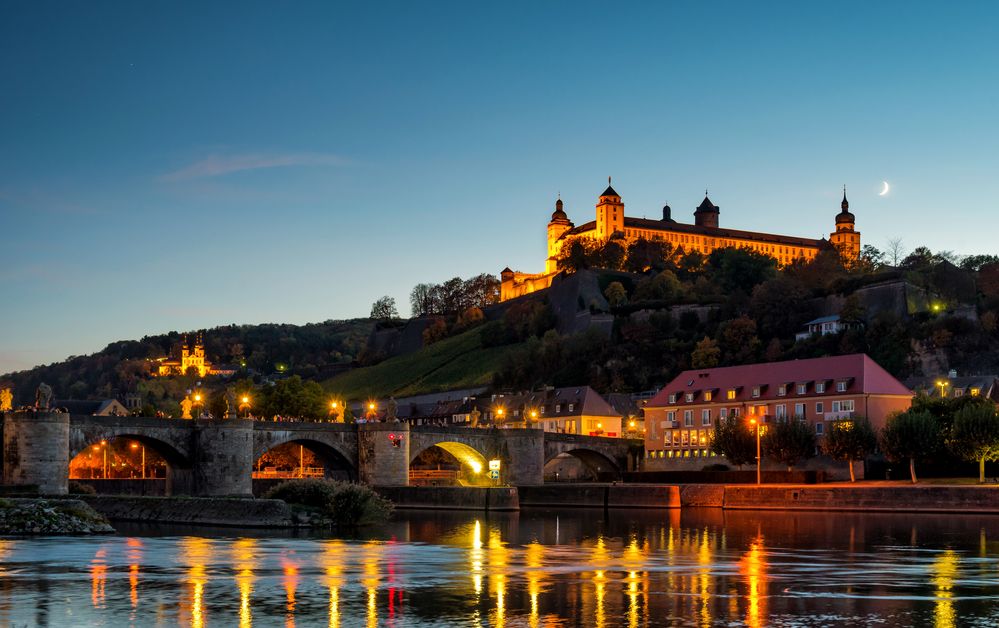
[2,411,70,495]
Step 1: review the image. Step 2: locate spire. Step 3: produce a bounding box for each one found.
[836,184,855,224]
[841,185,849,211]
[551,194,568,222]
[600,176,619,198]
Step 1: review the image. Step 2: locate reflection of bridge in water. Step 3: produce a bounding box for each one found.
[1,411,643,496]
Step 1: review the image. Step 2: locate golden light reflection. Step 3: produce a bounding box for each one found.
[739,537,767,628]
[698,529,713,627]
[284,560,299,628]
[488,528,508,627]
[932,549,959,628]
[181,537,213,628]
[90,547,107,609]
[627,570,639,628]
[525,542,545,628]
[321,540,345,628]
[591,536,609,628]
[126,538,143,611]
[232,538,256,628]
[363,542,382,628]
[470,520,484,596]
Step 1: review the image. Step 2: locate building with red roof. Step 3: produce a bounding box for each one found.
[643,354,912,469]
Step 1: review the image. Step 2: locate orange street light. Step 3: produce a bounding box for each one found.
[131,443,139,449]
[749,417,761,485]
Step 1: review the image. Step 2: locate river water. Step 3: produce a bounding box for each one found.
[1,508,999,626]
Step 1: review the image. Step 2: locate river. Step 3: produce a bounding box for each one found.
[1,508,998,626]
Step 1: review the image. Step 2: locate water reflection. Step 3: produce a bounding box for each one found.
[1,509,999,625]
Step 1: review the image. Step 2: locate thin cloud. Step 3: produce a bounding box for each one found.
[160,152,348,181]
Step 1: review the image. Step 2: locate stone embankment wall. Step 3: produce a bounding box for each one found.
[375,486,519,511]
[83,495,297,527]
[721,485,999,513]
[518,484,680,509]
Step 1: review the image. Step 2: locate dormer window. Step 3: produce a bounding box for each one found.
[815,382,826,394]
[836,381,847,393]
[685,393,694,403]
[752,387,761,399]
[668,393,677,404]
[797,383,807,395]
[971,388,981,397]
[778,385,787,397]
[704,391,713,402]
[568,403,574,412]
[727,389,736,400]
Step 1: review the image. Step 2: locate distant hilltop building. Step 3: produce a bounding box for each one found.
[500,179,860,301]
[153,333,225,378]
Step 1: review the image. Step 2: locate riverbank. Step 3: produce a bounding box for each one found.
[0,498,114,535]
[718,482,999,513]
[81,495,303,528]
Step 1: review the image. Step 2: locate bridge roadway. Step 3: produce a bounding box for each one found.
[1,411,643,496]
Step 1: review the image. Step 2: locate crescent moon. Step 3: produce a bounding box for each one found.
[879,181,890,196]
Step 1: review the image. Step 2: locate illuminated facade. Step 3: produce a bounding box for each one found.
[643,354,912,466]
[154,333,217,378]
[501,181,861,301]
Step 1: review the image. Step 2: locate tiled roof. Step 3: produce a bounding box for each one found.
[558,217,829,250]
[647,354,912,407]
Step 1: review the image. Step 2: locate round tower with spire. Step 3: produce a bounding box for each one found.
[829,186,861,259]
[546,195,574,273]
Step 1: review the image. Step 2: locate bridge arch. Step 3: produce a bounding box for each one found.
[253,437,357,482]
[68,432,192,495]
[410,440,490,485]
[544,447,622,482]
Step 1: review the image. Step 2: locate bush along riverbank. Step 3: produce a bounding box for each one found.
[264,479,393,528]
[0,498,114,535]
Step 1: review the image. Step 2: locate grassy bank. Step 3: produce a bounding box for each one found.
[324,323,522,399]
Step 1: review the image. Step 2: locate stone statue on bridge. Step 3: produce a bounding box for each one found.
[35,383,53,410]
[386,396,399,422]
[469,407,480,428]
[0,387,12,412]
[225,388,238,419]
[180,395,193,420]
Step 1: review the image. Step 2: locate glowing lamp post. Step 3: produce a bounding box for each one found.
[749,418,761,485]
[240,395,251,419]
[936,380,948,399]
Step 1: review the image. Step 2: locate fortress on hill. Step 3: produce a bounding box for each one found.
[500,180,861,301]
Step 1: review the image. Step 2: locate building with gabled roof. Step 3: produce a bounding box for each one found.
[643,354,911,467]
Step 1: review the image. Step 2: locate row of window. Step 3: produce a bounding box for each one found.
[659,400,856,430]
[646,449,716,459]
[670,380,851,404]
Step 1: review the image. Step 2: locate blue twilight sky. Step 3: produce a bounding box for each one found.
[2,1,998,374]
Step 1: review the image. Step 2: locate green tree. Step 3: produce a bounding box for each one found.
[370,296,399,320]
[719,316,762,364]
[880,410,941,483]
[749,277,813,339]
[604,281,628,307]
[260,375,326,420]
[822,418,878,482]
[711,417,756,468]
[633,270,682,302]
[949,404,999,483]
[690,337,720,368]
[707,247,777,293]
[762,419,816,472]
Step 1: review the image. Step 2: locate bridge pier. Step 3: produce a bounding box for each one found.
[359,422,409,486]
[501,429,545,486]
[192,419,254,497]
[3,411,70,495]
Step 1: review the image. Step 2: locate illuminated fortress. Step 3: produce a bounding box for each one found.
[500,180,860,301]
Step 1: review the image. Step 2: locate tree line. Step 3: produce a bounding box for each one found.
[711,395,999,483]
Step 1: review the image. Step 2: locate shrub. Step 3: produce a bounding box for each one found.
[68,481,97,495]
[701,463,730,472]
[264,479,393,527]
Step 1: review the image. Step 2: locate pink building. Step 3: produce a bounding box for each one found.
[643,354,912,466]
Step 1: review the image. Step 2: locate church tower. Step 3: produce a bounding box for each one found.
[595,178,624,241]
[546,196,573,274]
[830,188,861,259]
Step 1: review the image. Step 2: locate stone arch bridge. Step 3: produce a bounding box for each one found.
[1,412,643,496]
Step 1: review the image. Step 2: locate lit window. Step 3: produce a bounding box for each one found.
[727,389,736,400]
[704,391,713,402]
[971,388,981,397]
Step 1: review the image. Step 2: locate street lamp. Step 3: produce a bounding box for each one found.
[496,407,505,425]
[131,441,146,479]
[749,418,761,485]
[193,392,203,418]
[936,380,948,399]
